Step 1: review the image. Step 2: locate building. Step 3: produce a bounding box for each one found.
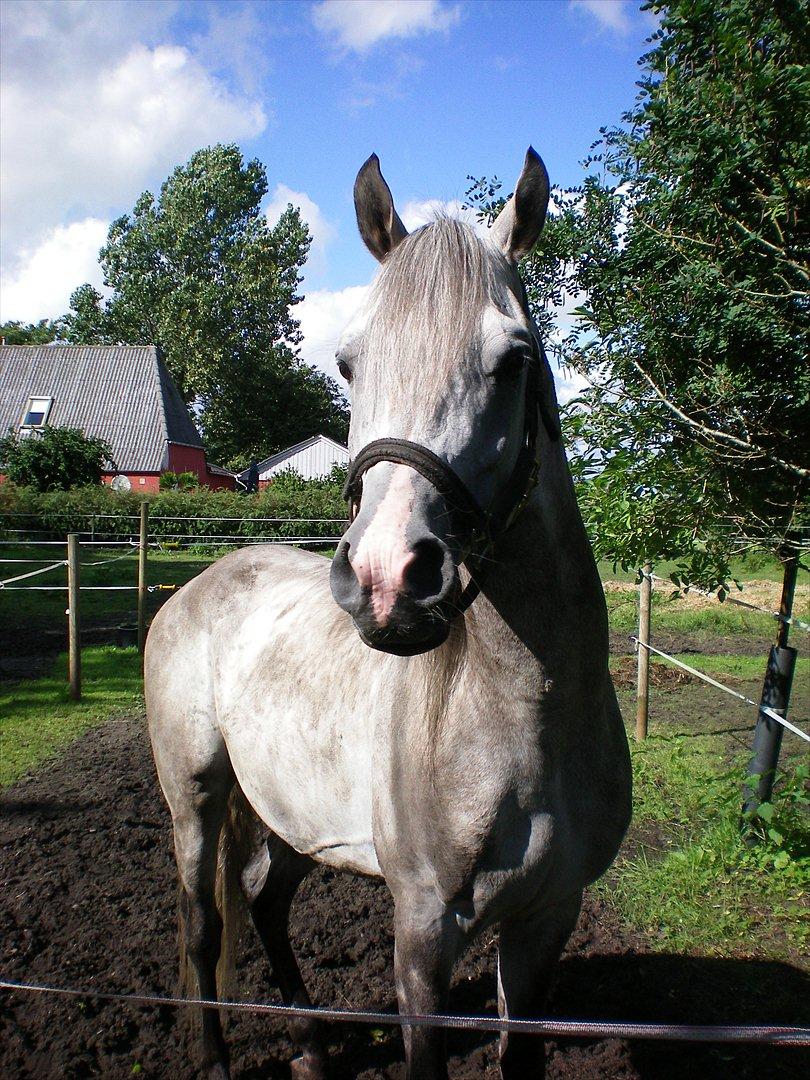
[0,344,235,491]
[240,433,349,489]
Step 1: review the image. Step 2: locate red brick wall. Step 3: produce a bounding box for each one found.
[102,472,160,492]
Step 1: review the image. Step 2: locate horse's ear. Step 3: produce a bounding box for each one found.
[354,154,408,262]
[490,147,550,263]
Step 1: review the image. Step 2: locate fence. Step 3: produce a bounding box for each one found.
[629,553,808,827]
[0,505,347,698]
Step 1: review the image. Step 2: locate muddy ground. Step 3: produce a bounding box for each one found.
[1,714,807,1079]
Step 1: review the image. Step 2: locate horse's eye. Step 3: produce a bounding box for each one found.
[493,348,528,379]
[337,359,353,383]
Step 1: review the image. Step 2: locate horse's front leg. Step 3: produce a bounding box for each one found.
[393,896,460,1080]
[497,889,583,1079]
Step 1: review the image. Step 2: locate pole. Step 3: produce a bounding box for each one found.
[742,551,798,833]
[636,563,652,741]
[67,533,81,700]
[137,502,148,654]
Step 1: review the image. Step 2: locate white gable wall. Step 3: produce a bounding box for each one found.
[259,436,349,482]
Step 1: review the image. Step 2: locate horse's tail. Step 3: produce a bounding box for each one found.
[215,786,256,999]
[176,784,257,1004]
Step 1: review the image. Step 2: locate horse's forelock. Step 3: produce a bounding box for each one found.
[361,217,506,424]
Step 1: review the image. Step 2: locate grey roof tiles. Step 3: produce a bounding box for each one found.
[0,345,202,472]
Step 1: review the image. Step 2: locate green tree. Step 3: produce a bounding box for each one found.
[471,0,809,587]
[59,145,349,463]
[0,427,113,490]
[0,319,60,345]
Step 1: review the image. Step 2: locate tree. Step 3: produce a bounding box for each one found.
[470,0,808,587]
[0,319,59,345]
[59,145,349,463]
[0,427,113,490]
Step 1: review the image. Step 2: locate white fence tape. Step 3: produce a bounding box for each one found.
[0,561,66,587]
[632,638,809,744]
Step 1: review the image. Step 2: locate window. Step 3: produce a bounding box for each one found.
[21,396,52,427]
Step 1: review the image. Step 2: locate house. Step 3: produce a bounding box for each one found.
[0,344,236,491]
[239,434,349,489]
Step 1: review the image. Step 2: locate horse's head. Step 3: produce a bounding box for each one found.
[330,148,558,655]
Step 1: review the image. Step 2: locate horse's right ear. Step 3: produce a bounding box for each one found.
[490,147,550,263]
[354,154,408,262]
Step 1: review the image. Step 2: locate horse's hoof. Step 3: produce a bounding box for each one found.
[290,1052,327,1080]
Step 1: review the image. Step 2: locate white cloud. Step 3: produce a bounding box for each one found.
[569,0,632,35]
[297,285,370,377]
[0,218,109,324]
[400,198,488,236]
[312,0,460,54]
[1,3,267,281]
[266,185,336,277]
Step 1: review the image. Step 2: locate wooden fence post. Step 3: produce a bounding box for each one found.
[636,563,652,741]
[137,502,148,654]
[67,533,81,700]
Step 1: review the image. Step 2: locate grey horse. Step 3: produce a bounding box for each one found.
[145,147,631,1080]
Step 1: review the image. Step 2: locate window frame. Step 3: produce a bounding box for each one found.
[19,395,53,429]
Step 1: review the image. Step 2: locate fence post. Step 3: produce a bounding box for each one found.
[742,550,799,836]
[67,533,81,700]
[137,502,149,654]
[636,563,652,741]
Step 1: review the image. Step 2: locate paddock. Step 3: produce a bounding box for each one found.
[1,679,808,1079]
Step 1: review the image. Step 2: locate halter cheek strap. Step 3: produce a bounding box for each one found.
[342,352,551,616]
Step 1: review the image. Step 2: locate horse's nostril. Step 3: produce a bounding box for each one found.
[403,539,446,603]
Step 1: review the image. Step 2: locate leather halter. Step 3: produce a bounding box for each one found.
[342,347,548,615]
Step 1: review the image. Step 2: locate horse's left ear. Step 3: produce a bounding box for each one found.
[490,147,550,262]
[354,153,409,262]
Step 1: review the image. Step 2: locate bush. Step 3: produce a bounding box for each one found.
[0,426,113,491]
[0,476,348,542]
[159,471,199,492]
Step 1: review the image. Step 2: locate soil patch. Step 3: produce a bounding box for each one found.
[1,717,807,1079]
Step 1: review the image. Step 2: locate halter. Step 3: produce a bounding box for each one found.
[342,347,550,614]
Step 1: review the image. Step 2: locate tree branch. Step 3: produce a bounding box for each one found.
[628,357,810,479]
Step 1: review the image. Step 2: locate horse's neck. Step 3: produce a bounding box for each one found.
[478,444,604,650]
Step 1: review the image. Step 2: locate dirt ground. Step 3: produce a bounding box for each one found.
[1,713,807,1080]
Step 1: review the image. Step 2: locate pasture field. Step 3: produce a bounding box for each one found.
[1,543,807,1078]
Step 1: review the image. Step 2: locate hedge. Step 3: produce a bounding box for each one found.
[0,477,348,543]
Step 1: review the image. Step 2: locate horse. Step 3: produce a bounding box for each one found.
[145,147,632,1080]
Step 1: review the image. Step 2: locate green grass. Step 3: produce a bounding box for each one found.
[597,551,788,585]
[0,646,143,788]
[597,681,809,961]
[0,544,218,629]
[604,586,788,638]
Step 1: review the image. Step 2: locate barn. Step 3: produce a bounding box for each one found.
[0,344,236,491]
[240,433,349,489]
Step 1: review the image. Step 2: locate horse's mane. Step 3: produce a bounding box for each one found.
[362,217,509,427]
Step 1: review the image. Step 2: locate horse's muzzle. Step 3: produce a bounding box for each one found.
[330,533,459,654]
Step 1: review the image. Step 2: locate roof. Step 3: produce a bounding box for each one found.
[240,434,349,482]
[0,345,202,472]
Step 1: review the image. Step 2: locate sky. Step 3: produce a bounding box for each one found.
[0,0,657,398]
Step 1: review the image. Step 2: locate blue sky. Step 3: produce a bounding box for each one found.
[0,0,656,383]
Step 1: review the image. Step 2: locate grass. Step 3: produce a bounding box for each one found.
[602,672,810,963]
[0,543,218,630]
[0,646,143,788]
[603,586,791,638]
[597,551,788,585]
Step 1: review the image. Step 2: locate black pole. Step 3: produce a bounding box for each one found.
[741,549,799,837]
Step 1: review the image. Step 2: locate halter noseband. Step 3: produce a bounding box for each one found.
[342,349,549,615]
